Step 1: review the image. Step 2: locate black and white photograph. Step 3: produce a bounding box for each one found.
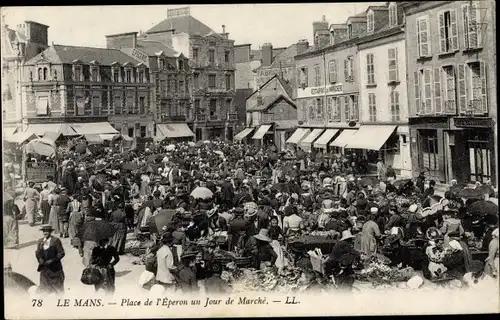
[2,2,499,319]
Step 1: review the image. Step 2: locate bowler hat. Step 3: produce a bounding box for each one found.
[40,225,54,232]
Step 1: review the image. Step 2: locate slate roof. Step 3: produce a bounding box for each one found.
[25,45,144,66]
[250,50,262,61]
[256,44,297,71]
[146,15,215,36]
[247,94,296,112]
[136,39,179,57]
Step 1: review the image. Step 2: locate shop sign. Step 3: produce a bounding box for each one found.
[131,49,149,65]
[297,84,343,98]
[454,117,493,128]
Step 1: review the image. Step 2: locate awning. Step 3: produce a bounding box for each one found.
[84,134,103,144]
[42,131,62,143]
[6,131,38,144]
[99,134,120,141]
[71,122,119,135]
[24,123,78,136]
[156,123,195,140]
[329,129,358,147]
[313,129,339,149]
[299,129,324,149]
[3,126,20,142]
[233,128,254,141]
[286,128,311,144]
[346,125,397,150]
[252,125,272,140]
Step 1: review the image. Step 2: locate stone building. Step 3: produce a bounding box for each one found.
[141,7,237,141]
[2,20,49,136]
[20,44,153,138]
[105,32,194,141]
[402,1,497,185]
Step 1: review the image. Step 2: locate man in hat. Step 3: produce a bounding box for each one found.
[156,232,176,291]
[205,263,232,294]
[252,229,277,269]
[326,230,359,273]
[57,188,71,238]
[35,225,65,294]
[227,207,247,251]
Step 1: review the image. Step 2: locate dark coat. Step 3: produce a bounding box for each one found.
[62,169,78,195]
[35,236,65,293]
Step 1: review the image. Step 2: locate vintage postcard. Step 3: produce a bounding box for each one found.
[2,3,499,319]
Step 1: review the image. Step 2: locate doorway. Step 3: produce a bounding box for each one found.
[468,138,492,183]
[419,130,440,180]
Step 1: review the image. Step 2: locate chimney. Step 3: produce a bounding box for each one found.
[316,30,330,49]
[261,43,273,67]
[220,24,229,39]
[105,31,138,49]
[312,16,329,48]
[296,39,309,55]
[222,25,225,33]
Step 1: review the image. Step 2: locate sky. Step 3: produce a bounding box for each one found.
[2,3,385,49]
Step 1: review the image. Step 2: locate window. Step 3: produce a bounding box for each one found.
[414,70,421,114]
[92,96,100,116]
[225,74,231,90]
[138,69,144,83]
[74,65,82,81]
[179,81,184,94]
[343,96,350,122]
[328,60,337,83]
[194,99,201,112]
[193,48,199,61]
[113,68,120,82]
[423,69,433,114]
[314,64,321,86]
[114,96,122,115]
[443,65,456,113]
[126,69,132,83]
[37,68,42,81]
[390,91,400,121]
[348,24,352,39]
[326,97,333,121]
[91,67,99,82]
[388,48,399,82]
[439,10,459,53]
[417,17,431,57]
[159,80,166,94]
[332,97,340,121]
[367,12,374,33]
[53,70,57,81]
[309,101,316,120]
[194,74,199,89]
[316,98,323,118]
[389,4,398,26]
[225,99,231,113]
[224,51,230,63]
[139,97,145,114]
[350,95,359,121]
[466,61,487,114]
[300,100,307,121]
[209,74,216,88]
[299,67,308,88]
[76,96,85,115]
[43,68,48,81]
[434,68,442,114]
[140,126,146,138]
[126,95,134,114]
[36,96,49,115]
[368,93,377,122]
[179,60,184,71]
[128,127,134,138]
[158,58,165,69]
[209,99,217,116]
[171,79,177,93]
[208,49,215,64]
[366,54,375,85]
[345,56,354,81]
[462,3,482,49]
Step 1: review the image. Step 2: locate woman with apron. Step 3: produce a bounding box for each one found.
[23,181,40,227]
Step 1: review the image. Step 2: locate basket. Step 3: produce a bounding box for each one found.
[310,255,327,274]
[234,256,252,267]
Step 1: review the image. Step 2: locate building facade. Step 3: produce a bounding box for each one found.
[403,1,497,185]
[21,44,153,137]
[2,20,49,134]
[357,3,412,176]
[143,7,237,141]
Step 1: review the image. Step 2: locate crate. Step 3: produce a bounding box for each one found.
[310,255,327,275]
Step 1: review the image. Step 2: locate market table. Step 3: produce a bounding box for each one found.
[288,236,337,254]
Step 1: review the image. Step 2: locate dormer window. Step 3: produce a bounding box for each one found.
[389,3,398,26]
[91,66,99,82]
[179,60,184,71]
[73,65,82,81]
[138,68,145,83]
[125,69,132,83]
[37,68,43,81]
[348,24,353,39]
[330,31,335,45]
[111,64,121,82]
[158,58,165,69]
[52,69,57,81]
[43,68,48,81]
[367,12,374,33]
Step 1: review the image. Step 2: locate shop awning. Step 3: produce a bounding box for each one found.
[299,129,324,149]
[286,128,311,144]
[24,123,79,136]
[6,131,38,144]
[346,125,397,150]
[42,131,62,143]
[233,128,254,141]
[156,123,195,140]
[329,129,358,147]
[84,134,103,144]
[99,134,120,141]
[313,129,339,149]
[252,125,272,140]
[71,122,119,135]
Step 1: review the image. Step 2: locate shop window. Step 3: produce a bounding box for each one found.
[368,93,377,122]
[140,126,146,138]
[314,64,321,86]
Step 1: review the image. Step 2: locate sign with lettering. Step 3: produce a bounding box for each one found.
[131,49,149,66]
[255,67,293,87]
[454,117,493,128]
[167,7,190,19]
[297,84,343,98]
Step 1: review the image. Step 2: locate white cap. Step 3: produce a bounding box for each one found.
[408,204,418,213]
[370,207,378,214]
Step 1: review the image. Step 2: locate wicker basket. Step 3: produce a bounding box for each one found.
[234,256,252,267]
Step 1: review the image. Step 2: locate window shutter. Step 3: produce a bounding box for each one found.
[462,4,470,49]
[297,69,302,87]
[390,91,394,120]
[424,69,433,114]
[418,18,430,56]
[344,96,350,121]
[416,19,422,57]
[395,92,400,120]
[414,71,421,114]
[468,3,479,48]
[438,12,446,53]
[304,67,308,87]
[434,67,442,114]
[349,57,354,79]
[450,9,459,51]
[479,61,487,114]
[425,18,432,55]
[344,59,348,80]
[457,64,467,114]
[395,48,399,81]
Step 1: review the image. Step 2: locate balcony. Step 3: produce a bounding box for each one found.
[444,100,457,114]
[195,114,207,122]
[227,113,238,122]
[189,60,207,69]
[209,115,219,121]
[161,115,187,123]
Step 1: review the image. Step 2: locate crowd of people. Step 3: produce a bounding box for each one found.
[3,139,499,295]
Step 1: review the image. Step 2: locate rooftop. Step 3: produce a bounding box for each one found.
[136,39,179,57]
[146,15,216,36]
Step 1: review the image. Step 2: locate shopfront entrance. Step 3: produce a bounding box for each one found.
[467,130,492,183]
[419,130,440,181]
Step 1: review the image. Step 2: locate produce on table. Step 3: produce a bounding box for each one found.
[355,255,415,285]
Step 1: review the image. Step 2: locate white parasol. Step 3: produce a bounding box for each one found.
[24,138,56,157]
[166,144,176,151]
[190,186,214,199]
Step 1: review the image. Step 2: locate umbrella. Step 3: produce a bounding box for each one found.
[190,187,214,199]
[24,138,56,157]
[422,195,442,209]
[81,220,117,243]
[4,270,36,292]
[393,179,411,188]
[166,144,176,151]
[203,140,211,144]
[188,141,196,147]
[3,192,14,203]
[467,200,498,216]
[214,150,224,156]
[150,209,176,234]
[457,187,484,199]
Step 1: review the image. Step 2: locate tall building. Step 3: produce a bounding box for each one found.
[2,20,49,134]
[105,32,194,141]
[20,44,153,138]
[142,7,237,141]
[402,1,497,186]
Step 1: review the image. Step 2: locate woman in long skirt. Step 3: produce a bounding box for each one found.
[109,203,127,255]
[23,181,40,227]
[67,195,83,248]
[90,238,120,294]
[359,212,382,256]
[3,200,20,249]
[39,183,52,224]
[48,188,61,235]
